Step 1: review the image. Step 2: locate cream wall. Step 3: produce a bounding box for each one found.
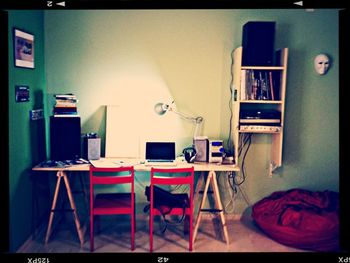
[44,9,339,214]
[45,10,235,156]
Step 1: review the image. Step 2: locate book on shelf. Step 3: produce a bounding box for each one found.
[272,71,281,100]
[54,106,78,113]
[55,103,77,108]
[54,93,77,99]
[53,110,79,116]
[240,70,280,101]
[55,98,78,102]
[240,70,247,100]
[268,71,275,100]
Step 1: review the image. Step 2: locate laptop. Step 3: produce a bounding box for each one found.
[145,142,177,166]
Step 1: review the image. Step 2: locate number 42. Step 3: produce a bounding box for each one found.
[158,257,169,263]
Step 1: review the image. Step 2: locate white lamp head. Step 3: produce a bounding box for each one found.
[154,102,169,115]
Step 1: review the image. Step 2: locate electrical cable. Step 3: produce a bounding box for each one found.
[225,134,251,213]
[238,134,251,186]
[224,172,236,213]
[224,49,237,213]
[230,133,251,188]
[226,49,235,156]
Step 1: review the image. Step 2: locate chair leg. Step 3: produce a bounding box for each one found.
[149,210,153,252]
[90,214,94,252]
[96,215,101,234]
[184,215,190,235]
[131,203,135,251]
[189,213,193,251]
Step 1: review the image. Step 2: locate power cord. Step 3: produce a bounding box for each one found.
[224,171,236,213]
[225,134,252,212]
[226,49,235,156]
[240,134,252,185]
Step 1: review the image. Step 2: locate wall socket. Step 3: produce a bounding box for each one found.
[30,109,44,121]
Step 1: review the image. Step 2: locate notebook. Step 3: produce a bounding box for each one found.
[145,142,177,166]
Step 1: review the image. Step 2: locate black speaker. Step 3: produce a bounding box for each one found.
[242,21,276,66]
[50,116,81,161]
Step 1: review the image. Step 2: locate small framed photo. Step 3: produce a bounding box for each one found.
[15,85,30,102]
[13,28,34,69]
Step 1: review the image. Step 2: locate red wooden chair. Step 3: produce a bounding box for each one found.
[149,167,194,252]
[89,166,135,252]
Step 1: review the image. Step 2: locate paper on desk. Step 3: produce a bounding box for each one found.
[89,159,121,168]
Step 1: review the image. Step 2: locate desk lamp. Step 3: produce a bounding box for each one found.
[154,101,203,163]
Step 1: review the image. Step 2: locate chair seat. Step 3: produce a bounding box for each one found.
[152,193,189,216]
[93,193,134,215]
[153,207,191,216]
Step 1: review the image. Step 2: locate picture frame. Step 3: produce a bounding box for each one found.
[15,85,30,102]
[13,28,34,69]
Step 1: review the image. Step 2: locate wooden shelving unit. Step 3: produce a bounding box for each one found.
[232,47,288,175]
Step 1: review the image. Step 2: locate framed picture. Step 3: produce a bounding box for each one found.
[15,85,30,102]
[13,28,34,69]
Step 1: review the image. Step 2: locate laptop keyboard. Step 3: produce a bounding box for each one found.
[147,159,174,163]
[145,159,177,166]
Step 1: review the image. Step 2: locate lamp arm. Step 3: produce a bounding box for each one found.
[169,106,203,124]
[169,107,203,138]
[157,101,204,138]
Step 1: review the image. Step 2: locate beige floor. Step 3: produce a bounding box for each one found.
[18,211,308,253]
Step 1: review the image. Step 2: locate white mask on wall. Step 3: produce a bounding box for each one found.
[314,54,330,75]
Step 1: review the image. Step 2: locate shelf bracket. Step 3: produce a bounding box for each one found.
[269,161,279,177]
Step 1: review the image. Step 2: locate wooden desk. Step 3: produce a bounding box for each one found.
[32,158,239,247]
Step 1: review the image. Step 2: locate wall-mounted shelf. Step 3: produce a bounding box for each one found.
[232,46,288,175]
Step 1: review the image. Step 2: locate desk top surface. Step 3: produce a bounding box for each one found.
[32,158,239,172]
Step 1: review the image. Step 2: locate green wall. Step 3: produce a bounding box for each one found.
[8,11,47,252]
[44,9,339,214]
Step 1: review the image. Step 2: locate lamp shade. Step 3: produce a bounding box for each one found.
[154,102,169,115]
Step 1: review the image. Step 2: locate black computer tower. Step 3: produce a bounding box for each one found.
[242,21,276,66]
[50,116,81,161]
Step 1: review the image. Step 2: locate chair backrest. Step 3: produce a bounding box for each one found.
[90,166,134,185]
[89,166,135,200]
[150,167,194,206]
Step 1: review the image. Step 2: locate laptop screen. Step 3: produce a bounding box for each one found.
[146,142,176,161]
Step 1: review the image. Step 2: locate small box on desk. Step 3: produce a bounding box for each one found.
[208,139,224,163]
[83,134,101,160]
[193,136,208,162]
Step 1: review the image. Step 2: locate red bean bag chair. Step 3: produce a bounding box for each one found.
[251,188,339,252]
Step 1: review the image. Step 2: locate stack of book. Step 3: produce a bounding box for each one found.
[53,93,79,117]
